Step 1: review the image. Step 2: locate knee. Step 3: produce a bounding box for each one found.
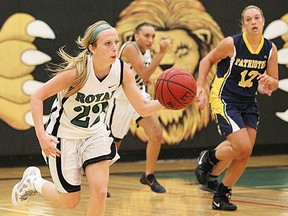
[98,189,108,200]
[152,130,162,143]
[234,143,252,159]
[90,187,107,202]
[63,196,80,209]
[148,127,163,143]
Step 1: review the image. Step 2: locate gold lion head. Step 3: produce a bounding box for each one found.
[116,0,224,145]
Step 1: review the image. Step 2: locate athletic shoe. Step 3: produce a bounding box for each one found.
[195,150,214,185]
[11,166,41,207]
[199,178,219,193]
[140,173,166,193]
[212,187,237,211]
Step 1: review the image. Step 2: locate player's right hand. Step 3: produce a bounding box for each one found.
[38,132,61,158]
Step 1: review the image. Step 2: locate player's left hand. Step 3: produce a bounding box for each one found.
[257,73,274,86]
[258,83,272,96]
[159,38,171,54]
[196,85,208,110]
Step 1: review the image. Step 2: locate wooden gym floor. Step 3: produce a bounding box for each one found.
[0,155,287,215]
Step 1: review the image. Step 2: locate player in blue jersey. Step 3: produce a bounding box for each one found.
[195,5,278,211]
[11,20,164,216]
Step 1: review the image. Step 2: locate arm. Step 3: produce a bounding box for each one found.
[121,63,164,116]
[121,39,170,81]
[30,69,77,157]
[197,37,234,109]
[257,43,279,91]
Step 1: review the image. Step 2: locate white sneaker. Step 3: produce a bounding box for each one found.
[11,166,41,207]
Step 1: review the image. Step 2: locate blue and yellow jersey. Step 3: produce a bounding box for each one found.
[210,32,272,104]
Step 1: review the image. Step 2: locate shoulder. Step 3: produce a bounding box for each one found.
[37,68,78,98]
[220,36,234,45]
[205,36,234,60]
[215,36,234,52]
[121,41,138,52]
[56,68,78,79]
[270,42,278,57]
[263,37,273,49]
[120,41,138,60]
[55,68,78,86]
[271,42,277,50]
[227,33,244,47]
[231,33,242,40]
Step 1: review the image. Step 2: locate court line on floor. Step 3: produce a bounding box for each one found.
[0,207,48,216]
[104,178,288,208]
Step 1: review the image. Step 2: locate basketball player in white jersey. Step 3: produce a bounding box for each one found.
[105,23,170,193]
[11,20,164,216]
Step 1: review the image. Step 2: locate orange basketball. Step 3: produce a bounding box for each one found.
[155,68,197,110]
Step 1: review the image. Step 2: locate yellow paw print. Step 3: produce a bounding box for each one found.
[0,13,54,130]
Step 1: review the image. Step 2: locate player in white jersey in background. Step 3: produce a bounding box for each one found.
[106,22,170,193]
[11,20,164,216]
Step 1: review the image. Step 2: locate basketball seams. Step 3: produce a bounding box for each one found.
[155,68,197,110]
[155,80,164,106]
[158,74,196,94]
[167,83,195,107]
[158,78,196,94]
[162,80,170,108]
[167,84,185,108]
[157,69,173,108]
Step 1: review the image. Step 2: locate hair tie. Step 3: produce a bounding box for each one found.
[89,23,112,44]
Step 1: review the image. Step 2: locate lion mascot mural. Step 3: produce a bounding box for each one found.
[115,0,224,145]
[264,13,288,122]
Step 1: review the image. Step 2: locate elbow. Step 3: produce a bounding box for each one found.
[199,58,205,65]
[30,92,36,104]
[30,91,44,106]
[199,58,209,67]
[135,105,151,117]
[141,74,150,82]
[30,91,40,102]
[136,110,147,117]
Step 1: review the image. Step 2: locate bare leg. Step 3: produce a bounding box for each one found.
[85,160,110,216]
[138,114,162,175]
[114,141,121,150]
[210,140,232,176]
[211,127,256,211]
[221,126,256,186]
[41,181,81,209]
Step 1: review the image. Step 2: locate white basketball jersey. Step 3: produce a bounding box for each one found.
[45,56,123,139]
[114,41,151,100]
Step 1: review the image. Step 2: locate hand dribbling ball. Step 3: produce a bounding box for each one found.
[155,68,197,110]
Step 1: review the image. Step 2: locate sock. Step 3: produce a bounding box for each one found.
[217,182,226,193]
[34,177,49,194]
[146,173,155,180]
[217,182,232,194]
[209,174,218,182]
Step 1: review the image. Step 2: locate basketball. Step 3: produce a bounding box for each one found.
[155,68,197,110]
